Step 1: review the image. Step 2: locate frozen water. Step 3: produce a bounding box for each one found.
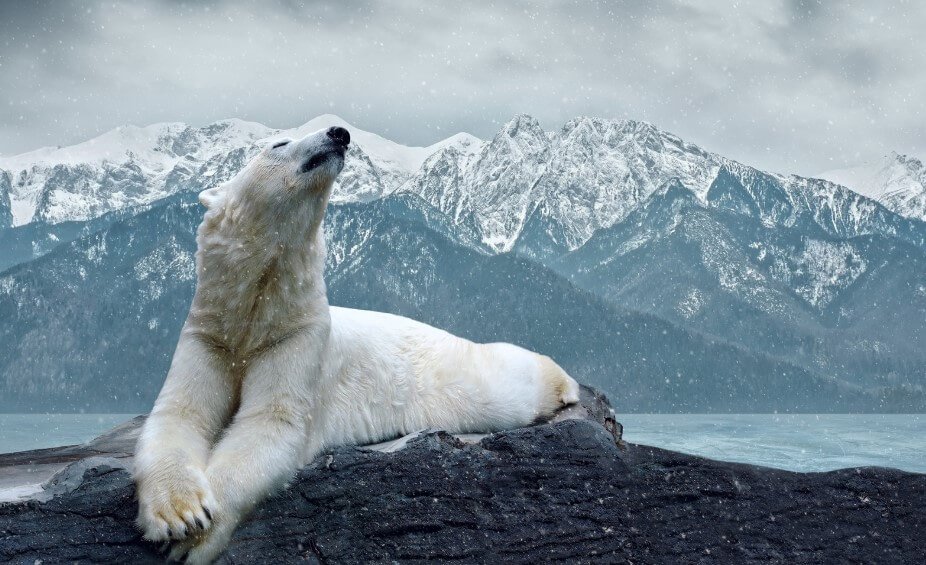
[621,414,926,473]
[0,414,138,454]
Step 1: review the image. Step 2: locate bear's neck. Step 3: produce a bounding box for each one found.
[189,197,331,358]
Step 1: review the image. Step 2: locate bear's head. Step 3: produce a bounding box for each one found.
[198,126,351,233]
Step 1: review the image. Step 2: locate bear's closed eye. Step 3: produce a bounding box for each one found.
[272,140,290,149]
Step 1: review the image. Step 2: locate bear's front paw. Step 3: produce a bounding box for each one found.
[136,461,217,542]
[167,518,236,565]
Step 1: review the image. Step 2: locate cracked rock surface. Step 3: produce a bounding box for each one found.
[1,389,924,564]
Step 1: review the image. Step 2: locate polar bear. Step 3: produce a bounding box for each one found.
[133,126,580,563]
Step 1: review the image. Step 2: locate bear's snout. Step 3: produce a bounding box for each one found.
[326,126,351,147]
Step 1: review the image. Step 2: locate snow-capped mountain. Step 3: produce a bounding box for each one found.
[819,152,926,223]
[2,113,925,412]
[399,116,926,255]
[5,113,920,259]
[0,114,480,228]
[0,119,270,226]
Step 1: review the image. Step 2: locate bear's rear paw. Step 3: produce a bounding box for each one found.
[137,462,217,542]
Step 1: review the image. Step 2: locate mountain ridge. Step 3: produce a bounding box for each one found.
[0,114,482,228]
[2,114,925,412]
[4,113,924,256]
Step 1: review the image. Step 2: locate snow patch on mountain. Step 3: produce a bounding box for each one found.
[794,240,866,308]
[0,171,13,229]
[134,237,196,302]
[676,288,706,319]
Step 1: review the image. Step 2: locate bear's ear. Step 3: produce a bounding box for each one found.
[198,184,228,209]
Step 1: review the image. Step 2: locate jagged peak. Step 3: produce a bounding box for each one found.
[565,117,694,158]
[498,114,545,139]
[559,116,605,140]
[477,115,549,165]
[559,116,660,137]
[425,132,485,157]
[609,118,664,140]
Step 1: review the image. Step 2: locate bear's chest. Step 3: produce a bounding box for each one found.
[192,243,325,357]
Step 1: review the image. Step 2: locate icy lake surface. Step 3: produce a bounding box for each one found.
[0,414,924,474]
[620,414,926,473]
[0,414,138,454]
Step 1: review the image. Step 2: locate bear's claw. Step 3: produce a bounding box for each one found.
[136,464,217,542]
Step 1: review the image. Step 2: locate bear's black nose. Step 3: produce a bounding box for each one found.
[327,126,350,147]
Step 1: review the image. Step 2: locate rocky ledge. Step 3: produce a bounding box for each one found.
[1,388,924,564]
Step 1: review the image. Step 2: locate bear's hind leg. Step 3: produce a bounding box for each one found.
[539,355,581,411]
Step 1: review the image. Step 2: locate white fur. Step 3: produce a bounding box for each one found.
[133,128,580,563]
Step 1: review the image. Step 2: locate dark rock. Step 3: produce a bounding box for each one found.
[1,390,924,564]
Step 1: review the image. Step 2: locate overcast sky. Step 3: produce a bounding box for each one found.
[1,0,924,175]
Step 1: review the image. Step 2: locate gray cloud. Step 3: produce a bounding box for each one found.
[1,0,923,175]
